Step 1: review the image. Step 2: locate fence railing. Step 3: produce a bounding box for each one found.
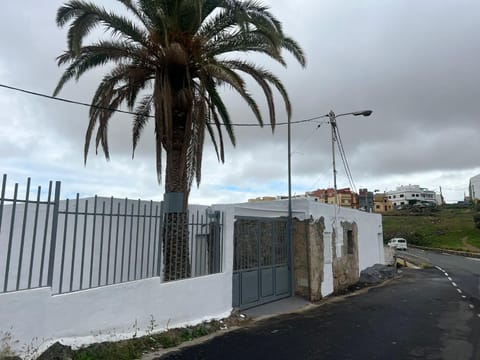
[0,175,60,293]
[0,175,223,295]
[53,196,165,294]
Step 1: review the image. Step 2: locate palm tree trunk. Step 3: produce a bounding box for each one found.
[163,126,191,281]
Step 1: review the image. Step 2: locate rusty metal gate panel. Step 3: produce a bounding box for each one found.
[232,217,290,309]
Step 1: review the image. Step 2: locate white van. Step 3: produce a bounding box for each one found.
[388,238,407,250]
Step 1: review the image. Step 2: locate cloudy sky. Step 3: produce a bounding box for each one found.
[1,0,479,204]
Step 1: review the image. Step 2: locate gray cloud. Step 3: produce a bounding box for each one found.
[1,0,479,205]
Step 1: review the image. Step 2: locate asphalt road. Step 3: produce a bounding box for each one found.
[156,268,480,360]
[403,248,480,308]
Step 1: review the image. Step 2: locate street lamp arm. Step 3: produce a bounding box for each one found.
[335,110,373,118]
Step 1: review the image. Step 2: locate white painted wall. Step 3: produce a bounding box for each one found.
[0,272,232,358]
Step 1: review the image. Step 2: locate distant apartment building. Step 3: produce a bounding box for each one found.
[386,185,440,207]
[469,174,480,203]
[307,188,358,208]
[373,193,393,213]
[358,188,374,212]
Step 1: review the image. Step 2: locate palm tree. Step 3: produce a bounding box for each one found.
[54,0,306,280]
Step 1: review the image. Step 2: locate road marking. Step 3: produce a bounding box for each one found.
[469,304,475,309]
[462,295,467,298]
[435,266,444,271]
[452,282,457,287]
[478,314,480,318]
[457,289,462,294]
[444,273,449,276]
[447,277,452,281]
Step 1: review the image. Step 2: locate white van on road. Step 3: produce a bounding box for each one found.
[388,238,408,250]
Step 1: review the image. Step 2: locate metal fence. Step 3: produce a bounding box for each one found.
[0,175,59,293]
[0,174,223,295]
[163,210,223,281]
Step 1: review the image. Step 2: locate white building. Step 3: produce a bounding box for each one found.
[387,185,439,207]
[469,174,480,202]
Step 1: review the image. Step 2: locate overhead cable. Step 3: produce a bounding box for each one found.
[0,83,325,127]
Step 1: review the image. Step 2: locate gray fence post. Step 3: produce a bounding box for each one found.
[47,181,61,287]
[210,210,221,274]
[0,174,6,233]
[157,201,164,278]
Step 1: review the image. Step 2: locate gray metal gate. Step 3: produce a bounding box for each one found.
[232,217,290,309]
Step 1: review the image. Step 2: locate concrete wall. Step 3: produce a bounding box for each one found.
[332,221,359,291]
[0,273,232,357]
[292,218,310,300]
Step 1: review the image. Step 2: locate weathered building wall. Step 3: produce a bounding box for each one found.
[304,218,325,301]
[332,221,359,291]
[293,217,360,300]
[293,219,310,299]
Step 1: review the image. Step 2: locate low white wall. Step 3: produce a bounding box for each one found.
[0,272,232,357]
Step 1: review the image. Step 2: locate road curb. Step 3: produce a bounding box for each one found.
[410,245,480,259]
[394,256,421,269]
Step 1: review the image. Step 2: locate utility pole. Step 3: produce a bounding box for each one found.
[328,111,338,206]
[287,110,294,296]
[326,110,373,207]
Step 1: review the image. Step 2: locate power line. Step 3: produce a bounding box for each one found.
[0,83,139,117]
[334,123,357,193]
[291,120,328,157]
[0,83,325,127]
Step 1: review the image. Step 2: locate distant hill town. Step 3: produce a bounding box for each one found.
[251,174,480,212]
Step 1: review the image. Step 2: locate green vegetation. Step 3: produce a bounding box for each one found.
[473,214,480,230]
[382,206,480,251]
[0,331,18,359]
[72,321,225,360]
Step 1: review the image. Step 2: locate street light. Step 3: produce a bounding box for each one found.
[327,110,373,205]
[287,109,371,296]
[287,112,293,296]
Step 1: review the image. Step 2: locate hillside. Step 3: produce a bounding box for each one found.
[382,206,480,251]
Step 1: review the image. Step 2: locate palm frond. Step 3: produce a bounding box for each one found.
[205,62,265,127]
[205,30,285,65]
[57,0,148,54]
[132,95,153,158]
[204,79,235,148]
[54,40,150,96]
[116,0,149,28]
[137,0,169,44]
[282,36,307,67]
[223,60,280,127]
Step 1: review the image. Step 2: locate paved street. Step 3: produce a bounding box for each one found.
[156,268,480,360]
[403,248,480,308]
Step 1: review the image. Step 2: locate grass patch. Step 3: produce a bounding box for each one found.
[383,207,480,251]
[72,320,225,360]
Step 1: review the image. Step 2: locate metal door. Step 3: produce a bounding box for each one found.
[232,217,290,309]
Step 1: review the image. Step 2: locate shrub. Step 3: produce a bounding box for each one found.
[473,214,480,230]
